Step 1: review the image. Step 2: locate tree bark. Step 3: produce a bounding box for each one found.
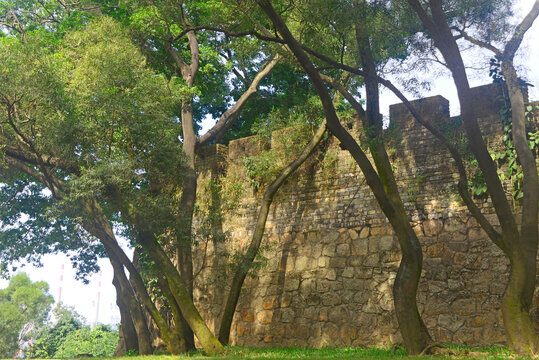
[108,250,154,355]
[155,276,187,354]
[79,200,184,354]
[112,266,139,356]
[354,11,431,352]
[500,57,538,356]
[136,231,224,355]
[218,119,327,344]
[176,99,197,351]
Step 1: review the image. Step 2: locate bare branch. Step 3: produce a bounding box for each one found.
[454,28,502,56]
[503,0,539,60]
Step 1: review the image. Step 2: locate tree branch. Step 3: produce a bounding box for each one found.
[503,0,539,61]
[197,54,281,146]
[454,28,502,56]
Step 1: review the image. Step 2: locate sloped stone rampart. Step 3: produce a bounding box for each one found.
[192,83,539,348]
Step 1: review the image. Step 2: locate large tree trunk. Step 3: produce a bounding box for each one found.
[111,266,139,356]
[80,200,184,354]
[218,119,327,344]
[354,14,431,352]
[137,231,223,355]
[257,0,431,353]
[108,251,154,355]
[504,249,539,354]
[499,61,539,355]
[176,99,197,351]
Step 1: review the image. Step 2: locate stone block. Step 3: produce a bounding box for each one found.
[357,267,373,279]
[300,278,316,295]
[352,238,368,256]
[329,257,347,268]
[322,323,340,342]
[342,267,354,278]
[354,291,369,305]
[324,269,337,281]
[468,227,487,241]
[236,322,251,336]
[318,256,330,268]
[322,244,336,257]
[438,314,464,332]
[371,227,387,236]
[263,296,279,310]
[336,243,350,256]
[321,292,342,306]
[423,219,443,236]
[443,218,466,234]
[379,236,395,251]
[295,256,311,271]
[453,252,467,265]
[319,308,328,321]
[284,278,300,291]
[281,308,295,323]
[240,309,255,322]
[359,227,370,238]
[363,253,380,266]
[257,310,273,324]
[339,324,357,339]
[452,299,476,316]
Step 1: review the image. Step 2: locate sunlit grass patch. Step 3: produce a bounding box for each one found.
[110,345,531,360]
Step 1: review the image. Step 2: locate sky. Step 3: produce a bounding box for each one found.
[1,0,538,328]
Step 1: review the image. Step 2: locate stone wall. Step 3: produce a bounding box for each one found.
[192,83,539,348]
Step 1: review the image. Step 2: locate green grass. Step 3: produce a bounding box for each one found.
[109,345,533,360]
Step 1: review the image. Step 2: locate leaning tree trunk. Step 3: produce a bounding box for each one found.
[80,199,184,354]
[112,268,139,355]
[157,276,188,354]
[175,98,197,351]
[354,15,431,353]
[218,119,327,344]
[500,60,539,354]
[137,230,224,355]
[108,250,154,355]
[257,0,432,353]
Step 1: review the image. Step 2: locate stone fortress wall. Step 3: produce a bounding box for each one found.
[192,83,539,348]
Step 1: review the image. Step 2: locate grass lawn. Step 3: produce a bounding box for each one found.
[112,345,533,360]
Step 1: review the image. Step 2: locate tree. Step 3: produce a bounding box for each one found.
[0,18,188,354]
[28,304,85,359]
[0,273,54,358]
[54,325,118,358]
[0,4,279,351]
[241,0,433,353]
[406,0,539,354]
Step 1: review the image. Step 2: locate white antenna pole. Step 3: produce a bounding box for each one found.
[94,270,102,328]
[58,263,64,304]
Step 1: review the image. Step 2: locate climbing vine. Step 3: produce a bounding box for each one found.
[480,58,539,202]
